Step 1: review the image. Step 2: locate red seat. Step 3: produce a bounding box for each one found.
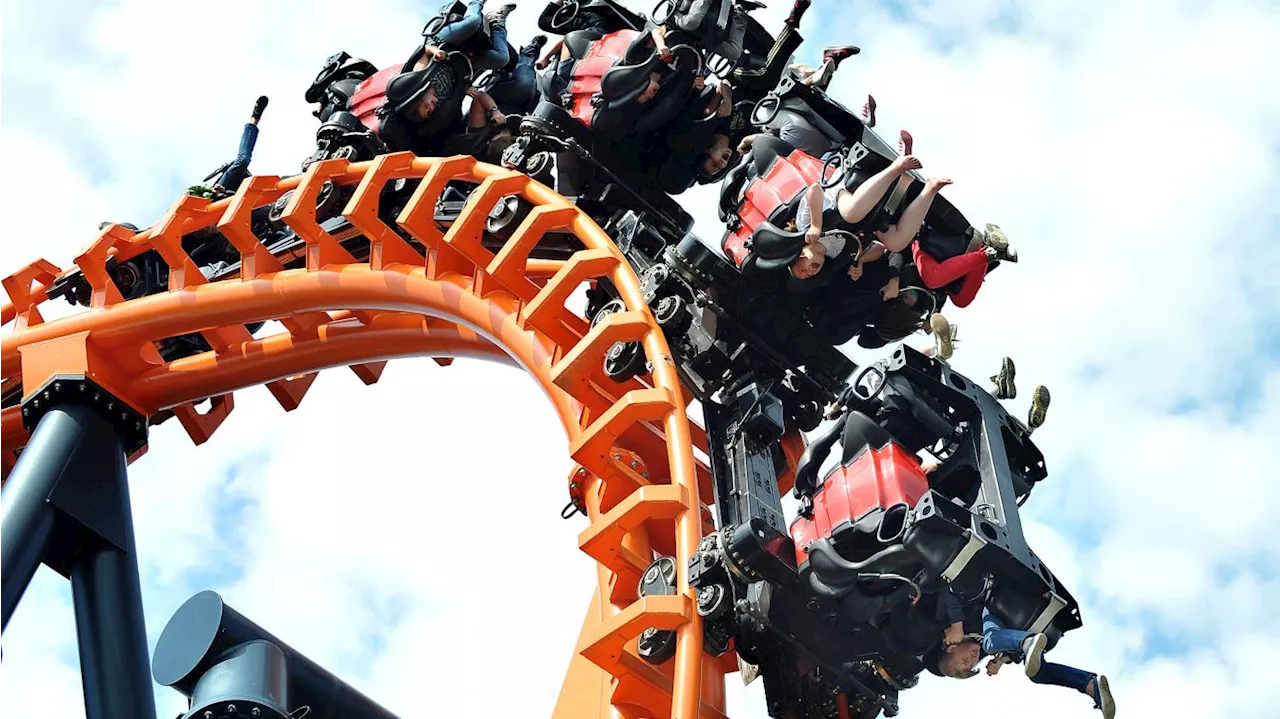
[789,442,929,568]
[566,29,641,127]
[349,65,401,132]
[722,150,825,267]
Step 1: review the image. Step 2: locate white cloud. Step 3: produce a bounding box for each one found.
[4,1,1280,718]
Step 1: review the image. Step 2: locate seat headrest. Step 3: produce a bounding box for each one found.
[318,111,366,135]
[599,56,663,101]
[386,64,457,116]
[750,220,805,259]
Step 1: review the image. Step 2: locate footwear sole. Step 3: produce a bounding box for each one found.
[1023,633,1048,678]
[929,315,953,360]
[983,223,1009,251]
[1097,675,1115,719]
[1029,385,1050,429]
[999,357,1016,400]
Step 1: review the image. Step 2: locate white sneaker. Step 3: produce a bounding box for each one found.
[1023,633,1048,678]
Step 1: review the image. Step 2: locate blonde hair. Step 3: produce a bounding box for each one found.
[790,63,816,81]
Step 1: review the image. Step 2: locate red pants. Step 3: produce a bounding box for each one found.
[911,242,987,308]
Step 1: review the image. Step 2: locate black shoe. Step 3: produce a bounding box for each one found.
[738,0,766,11]
[485,3,516,25]
[252,95,269,122]
[990,357,1017,400]
[527,34,547,54]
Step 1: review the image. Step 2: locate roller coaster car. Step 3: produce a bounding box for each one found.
[636,346,1078,718]
[723,73,977,261]
[502,29,699,239]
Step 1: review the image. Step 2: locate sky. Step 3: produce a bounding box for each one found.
[2,0,1279,717]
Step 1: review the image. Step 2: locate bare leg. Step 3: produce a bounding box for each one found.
[810,59,836,90]
[836,154,922,226]
[876,176,952,253]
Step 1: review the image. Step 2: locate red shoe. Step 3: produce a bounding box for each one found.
[786,0,812,28]
[821,45,860,68]
[861,94,877,128]
[898,129,914,156]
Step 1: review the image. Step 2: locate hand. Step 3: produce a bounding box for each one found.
[805,226,821,245]
[738,134,757,155]
[944,623,964,647]
[693,76,705,90]
[659,47,673,62]
[920,456,939,474]
[491,110,507,126]
[466,87,482,99]
[431,47,449,61]
[986,656,1010,676]
[881,278,900,301]
[823,402,843,420]
[848,262,864,281]
[892,154,922,171]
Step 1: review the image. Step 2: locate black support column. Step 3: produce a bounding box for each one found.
[1,394,156,719]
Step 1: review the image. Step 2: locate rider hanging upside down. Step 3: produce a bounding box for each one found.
[422,0,516,73]
[650,0,762,64]
[926,588,1115,718]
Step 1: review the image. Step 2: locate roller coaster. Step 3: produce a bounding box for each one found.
[0,2,1080,718]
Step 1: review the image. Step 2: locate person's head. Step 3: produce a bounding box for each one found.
[789,62,816,84]
[406,87,440,121]
[486,129,517,162]
[872,296,925,341]
[699,135,733,177]
[789,243,826,279]
[637,72,663,104]
[934,639,981,679]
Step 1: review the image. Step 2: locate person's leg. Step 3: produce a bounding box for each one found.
[911,244,990,304]
[732,12,804,91]
[472,19,513,72]
[874,176,950,252]
[1030,662,1093,693]
[810,45,858,90]
[835,154,921,229]
[710,7,746,62]
[433,0,486,47]
[214,97,267,192]
[981,610,1032,657]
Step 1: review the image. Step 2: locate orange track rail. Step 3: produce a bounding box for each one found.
[0,153,729,718]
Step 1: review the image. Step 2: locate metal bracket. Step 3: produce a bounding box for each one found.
[940,529,986,583]
[1028,591,1068,635]
[20,374,148,455]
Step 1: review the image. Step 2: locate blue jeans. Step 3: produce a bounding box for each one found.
[434,0,510,71]
[488,44,538,110]
[216,122,258,191]
[983,611,1095,695]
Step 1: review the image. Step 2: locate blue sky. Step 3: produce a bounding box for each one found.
[2,1,1280,717]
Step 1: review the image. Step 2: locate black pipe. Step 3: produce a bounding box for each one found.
[2,403,156,718]
[154,590,400,718]
[0,408,69,630]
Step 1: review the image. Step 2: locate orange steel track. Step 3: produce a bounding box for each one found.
[0,153,753,718]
